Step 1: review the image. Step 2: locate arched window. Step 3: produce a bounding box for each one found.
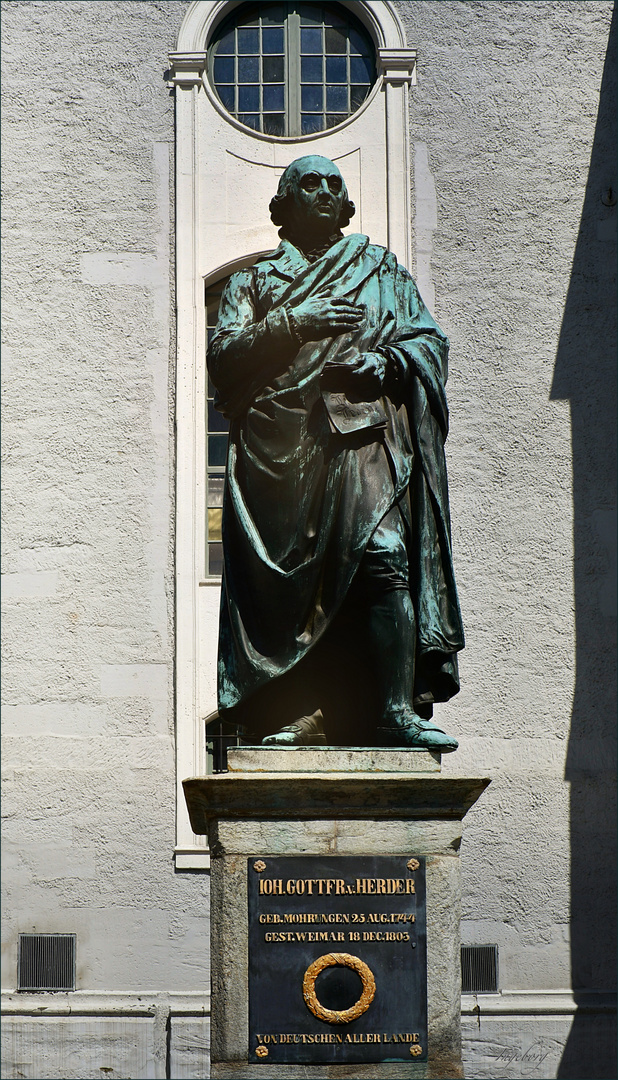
[206,276,231,577]
[209,2,376,137]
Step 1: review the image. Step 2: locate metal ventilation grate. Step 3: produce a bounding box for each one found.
[18,934,76,991]
[461,944,498,993]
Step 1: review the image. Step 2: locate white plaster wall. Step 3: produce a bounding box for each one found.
[1,0,210,1001]
[394,0,616,1005]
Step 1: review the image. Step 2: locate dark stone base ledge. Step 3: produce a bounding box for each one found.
[183,774,490,834]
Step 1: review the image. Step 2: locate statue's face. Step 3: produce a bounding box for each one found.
[286,156,345,237]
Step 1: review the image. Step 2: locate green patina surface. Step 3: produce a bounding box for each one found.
[208,157,464,747]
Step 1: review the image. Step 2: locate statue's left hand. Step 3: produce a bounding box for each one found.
[345,351,387,398]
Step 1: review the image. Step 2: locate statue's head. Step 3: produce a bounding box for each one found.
[269,156,356,239]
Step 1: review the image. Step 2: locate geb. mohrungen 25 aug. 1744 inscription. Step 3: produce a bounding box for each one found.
[247,855,427,1064]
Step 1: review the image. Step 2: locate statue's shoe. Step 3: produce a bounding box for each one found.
[376,716,459,753]
[262,710,326,747]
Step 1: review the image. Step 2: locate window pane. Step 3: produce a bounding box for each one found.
[326,84,347,111]
[325,26,346,53]
[214,56,234,83]
[325,113,347,128]
[237,27,259,53]
[324,5,346,26]
[301,56,322,82]
[350,55,373,82]
[263,112,285,136]
[208,543,224,576]
[299,2,322,25]
[208,475,225,507]
[263,54,284,82]
[349,28,370,55]
[217,30,235,54]
[260,4,284,24]
[301,114,323,134]
[238,84,260,111]
[301,27,322,53]
[208,435,228,467]
[217,84,235,111]
[302,85,323,111]
[238,113,260,130]
[326,56,346,82]
[351,83,370,109]
[263,83,284,111]
[206,291,224,322]
[238,55,259,82]
[262,26,284,53]
[208,400,228,433]
[208,508,223,543]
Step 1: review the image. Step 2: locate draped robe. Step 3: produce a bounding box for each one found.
[208,233,464,727]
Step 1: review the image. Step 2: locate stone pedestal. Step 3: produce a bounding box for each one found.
[183,748,489,1080]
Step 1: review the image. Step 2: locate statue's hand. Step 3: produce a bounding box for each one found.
[288,296,364,341]
[345,351,387,398]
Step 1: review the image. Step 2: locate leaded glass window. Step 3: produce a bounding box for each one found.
[209,2,376,137]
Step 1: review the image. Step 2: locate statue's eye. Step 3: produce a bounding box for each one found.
[328,178,342,194]
[301,175,320,191]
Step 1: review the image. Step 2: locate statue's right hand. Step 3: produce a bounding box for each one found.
[289,296,364,341]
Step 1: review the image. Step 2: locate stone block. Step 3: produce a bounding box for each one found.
[227,748,441,774]
[169,1016,211,1080]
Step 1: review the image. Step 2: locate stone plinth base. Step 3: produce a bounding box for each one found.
[183,749,489,1080]
[210,1062,430,1078]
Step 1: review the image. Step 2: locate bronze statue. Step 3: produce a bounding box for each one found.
[209,156,464,752]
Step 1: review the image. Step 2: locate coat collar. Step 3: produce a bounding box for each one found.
[254,239,310,282]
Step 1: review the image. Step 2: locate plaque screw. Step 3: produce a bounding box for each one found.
[410,1044,423,1056]
[256,1045,268,1058]
[407,858,420,871]
[253,860,267,872]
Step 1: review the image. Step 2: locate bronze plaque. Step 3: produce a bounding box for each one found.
[248,855,427,1064]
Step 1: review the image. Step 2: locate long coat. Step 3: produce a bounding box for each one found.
[209,233,464,725]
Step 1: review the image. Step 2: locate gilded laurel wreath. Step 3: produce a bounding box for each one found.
[302,952,376,1025]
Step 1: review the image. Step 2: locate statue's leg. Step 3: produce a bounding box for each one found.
[361,507,459,752]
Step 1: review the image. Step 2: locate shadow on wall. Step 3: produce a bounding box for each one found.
[551,5,617,1078]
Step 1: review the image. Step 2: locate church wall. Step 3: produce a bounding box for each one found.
[1,1,615,1078]
[398,3,616,1072]
[2,1,210,1076]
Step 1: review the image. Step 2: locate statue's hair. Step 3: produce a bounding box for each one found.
[269,158,356,230]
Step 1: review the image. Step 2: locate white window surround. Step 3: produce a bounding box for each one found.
[170,1,416,869]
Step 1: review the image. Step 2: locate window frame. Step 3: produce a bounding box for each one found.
[206,2,377,139]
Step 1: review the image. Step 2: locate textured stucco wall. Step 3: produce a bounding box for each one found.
[1,1,616,1078]
[394,0,616,990]
[1,0,209,999]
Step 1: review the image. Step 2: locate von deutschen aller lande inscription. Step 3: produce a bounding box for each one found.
[248,855,427,1064]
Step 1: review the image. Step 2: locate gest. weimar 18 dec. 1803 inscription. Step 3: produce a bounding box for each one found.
[248,855,427,1064]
